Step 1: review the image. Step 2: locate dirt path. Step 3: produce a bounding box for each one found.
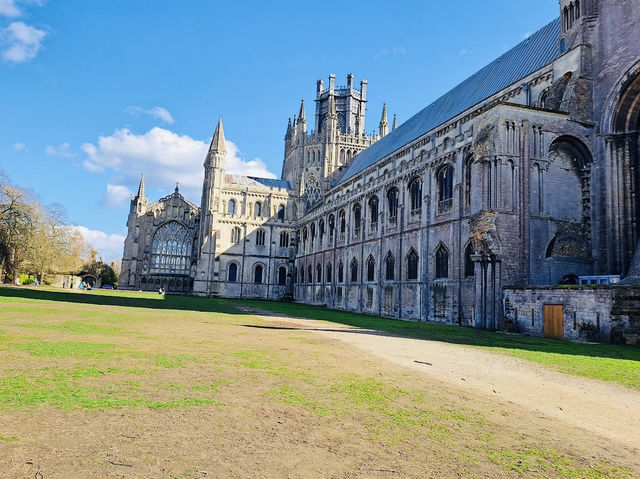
[242,308,640,451]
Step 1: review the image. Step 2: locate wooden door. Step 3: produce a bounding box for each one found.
[544,305,564,339]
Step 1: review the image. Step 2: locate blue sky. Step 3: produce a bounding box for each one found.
[0,0,558,262]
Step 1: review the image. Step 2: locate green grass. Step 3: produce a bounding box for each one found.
[238,299,640,390]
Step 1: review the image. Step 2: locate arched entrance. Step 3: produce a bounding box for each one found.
[603,64,640,274]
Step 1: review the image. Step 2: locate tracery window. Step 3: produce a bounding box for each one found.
[435,245,449,279]
[256,229,266,246]
[407,248,419,280]
[150,222,192,274]
[385,252,395,281]
[409,177,422,211]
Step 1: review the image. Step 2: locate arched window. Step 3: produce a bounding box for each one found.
[302,226,308,250]
[409,177,422,211]
[228,199,236,215]
[300,267,305,283]
[385,252,395,280]
[350,258,358,282]
[230,227,241,244]
[369,196,379,224]
[326,263,332,283]
[339,210,346,236]
[150,222,192,274]
[319,219,325,243]
[255,201,263,218]
[367,255,375,282]
[387,187,398,220]
[437,166,453,212]
[307,265,312,284]
[280,231,289,247]
[337,261,344,283]
[277,204,285,220]
[256,229,266,246]
[228,263,238,282]
[316,264,322,283]
[277,266,287,285]
[407,248,419,280]
[435,245,449,279]
[464,156,473,207]
[328,214,335,241]
[353,203,362,233]
[310,222,316,247]
[464,243,475,277]
[254,264,264,284]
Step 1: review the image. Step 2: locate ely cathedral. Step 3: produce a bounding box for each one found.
[120,1,640,342]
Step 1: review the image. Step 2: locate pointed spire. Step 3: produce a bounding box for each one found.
[137,173,145,198]
[209,117,226,153]
[379,103,389,137]
[298,99,306,122]
[174,182,179,194]
[392,113,397,130]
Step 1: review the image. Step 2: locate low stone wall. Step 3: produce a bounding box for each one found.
[502,287,613,343]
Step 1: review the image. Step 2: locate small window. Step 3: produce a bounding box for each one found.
[367,255,375,282]
[277,204,285,220]
[230,227,241,244]
[369,196,379,224]
[328,215,335,240]
[228,199,236,215]
[438,166,453,203]
[464,156,473,207]
[256,229,266,246]
[307,265,312,284]
[316,264,322,283]
[254,264,263,284]
[387,188,398,219]
[409,177,422,211]
[254,201,262,218]
[353,203,362,232]
[338,261,344,283]
[300,267,305,283]
[280,231,289,247]
[277,266,287,286]
[435,245,448,279]
[339,210,346,235]
[350,258,358,283]
[228,263,238,282]
[385,252,395,280]
[407,249,419,280]
[326,263,332,283]
[464,243,475,277]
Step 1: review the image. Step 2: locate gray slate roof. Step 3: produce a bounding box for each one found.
[337,18,560,185]
[226,174,291,190]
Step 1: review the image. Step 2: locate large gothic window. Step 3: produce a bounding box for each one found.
[350,258,358,282]
[409,177,422,211]
[387,187,398,220]
[304,174,321,209]
[150,222,192,274]
[367,255,375,282]
[435,245,449,279]
[407,248,419,280]
[385,252,395,281]
[437,166,454,212]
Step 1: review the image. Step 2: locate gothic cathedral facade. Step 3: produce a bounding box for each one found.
[120,0,640,330]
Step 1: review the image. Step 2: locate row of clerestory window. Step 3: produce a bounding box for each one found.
[229,227,290,247]
[227,263,288,285]
[227,199,286,220]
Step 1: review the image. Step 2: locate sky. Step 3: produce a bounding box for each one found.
[0,0,559,263]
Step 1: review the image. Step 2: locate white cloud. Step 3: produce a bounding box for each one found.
[1,21,46,63]
[71,225,126,262]
[12,142,26,151]
[0,0,44,17]
[373,46,407,61]
[458,48,473,57]
[101,184,132,208]
[80,127,276,200]
[524,31,532,39]
[126,105,175,124]
[45,142,76,158]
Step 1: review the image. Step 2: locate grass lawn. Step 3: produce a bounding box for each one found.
[0,286,637,478]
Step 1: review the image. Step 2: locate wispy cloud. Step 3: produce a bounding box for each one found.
[80,126,276,200]
[458,48,473,57]
[45,142,76,158]
[1,20,46,62]
[0,0,45,17]
[126,105,175,125]
[12,142,26,151]
[100,184,133,208]
[373,46,407,61]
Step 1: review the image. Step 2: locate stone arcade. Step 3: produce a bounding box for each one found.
[120,1,640,343]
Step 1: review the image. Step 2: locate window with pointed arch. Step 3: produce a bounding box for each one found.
[254,264,264,284]
[435,245,449,279]
[310,222,316,248]
[302,226,308,251]
[227,262,238,282]
[385,251,395,280]
[369,196,379,224]
[277,265,287,286]
[300,267,305,284]
[256,229,266,246]
[437,165,454,212]
[337,261,344,283]
[319,219,325,244]
[328,214,335,241]
[366,255,375,282]
[326,263,332,284]
[353,203,362,235]
[279,231,289,248]
[307,265,312,284]
[408,177,422,211]
[464,155,473,207]
[464,242,475,277]
[387,187,398,220]
[150,221,192,274]
[254,201,262,218]
[230,227,241,244]
[228,199,236,215]
[350,258,358,283]
[407,248,419,280]
[316,264,322,283]
[339,210,346,237]
[277,204,285,220]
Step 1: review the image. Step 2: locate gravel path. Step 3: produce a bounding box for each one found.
[243,308,640,451]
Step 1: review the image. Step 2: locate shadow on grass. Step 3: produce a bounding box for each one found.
[237,299,640,363]
[0,286,240,315]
